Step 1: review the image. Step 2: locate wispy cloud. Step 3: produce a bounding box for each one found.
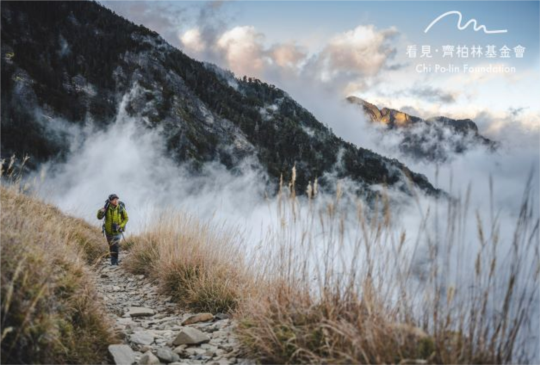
[308,25,398,80]
[407,85,457,104]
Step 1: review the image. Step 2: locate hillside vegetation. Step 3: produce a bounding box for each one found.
[1,162,538,364]
[1,167,117,364]
[1,0,437,197]
[123,173,539,364]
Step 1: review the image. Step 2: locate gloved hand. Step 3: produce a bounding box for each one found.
[118,227,124,233]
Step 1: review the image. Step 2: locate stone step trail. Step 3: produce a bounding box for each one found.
[92,255,253,365]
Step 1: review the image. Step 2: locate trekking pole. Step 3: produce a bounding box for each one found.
[120,232,127,243]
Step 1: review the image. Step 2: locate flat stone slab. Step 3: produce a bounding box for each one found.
[182,312,214,325]
[173,327,210,346]
[128,306,155,317]
[130,331,154,345]
[108,344,136,365]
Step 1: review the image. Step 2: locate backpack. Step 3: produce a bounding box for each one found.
[101,200,126,215]
[118,201,126,215]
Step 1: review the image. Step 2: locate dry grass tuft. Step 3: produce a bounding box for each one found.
[1,160,116,364]
[124,211,252,314]
[237,281,438,364]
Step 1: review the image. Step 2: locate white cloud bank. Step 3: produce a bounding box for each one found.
[180,23,399,96]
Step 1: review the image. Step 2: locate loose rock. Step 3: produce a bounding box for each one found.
[156,347,181,363]
[182,313,214,325]
[128,307,155,317]
[130,331,154,346]
[139,351,160,365]
[214,313,230,321]
[173,327,210,346]
[108,344,136,365]
[95,254,246,365]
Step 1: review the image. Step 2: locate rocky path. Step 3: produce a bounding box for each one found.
[93,255,251,365]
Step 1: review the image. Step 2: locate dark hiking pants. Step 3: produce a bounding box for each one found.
[106,234,122,265]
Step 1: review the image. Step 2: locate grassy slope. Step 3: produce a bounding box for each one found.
[123,175,538,364]
[1,186,117,364]
[1,172,536,364]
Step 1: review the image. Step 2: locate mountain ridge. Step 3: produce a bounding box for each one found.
[1,1,439,197]
[347,96,497,162]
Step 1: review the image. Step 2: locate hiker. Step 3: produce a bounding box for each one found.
[97,194,128,266]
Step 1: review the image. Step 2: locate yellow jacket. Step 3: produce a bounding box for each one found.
[97,202,128,235]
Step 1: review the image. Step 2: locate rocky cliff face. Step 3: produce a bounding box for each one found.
[347,96,497,162]
[1,1,438,197]
[354,98,423,129]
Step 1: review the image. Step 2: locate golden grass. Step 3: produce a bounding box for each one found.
[121,172,540,365]
[122,168,539,364]
[233,173,540,364]
[124,211,252,313]
[5,152,536,364]
[1,160,117,364]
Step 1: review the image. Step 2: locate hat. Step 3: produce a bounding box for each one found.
[108,194,119,201]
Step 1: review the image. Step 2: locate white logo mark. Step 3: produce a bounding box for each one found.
[424,11,508,34]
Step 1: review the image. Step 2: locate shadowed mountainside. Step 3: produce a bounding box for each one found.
[1,1,438,197]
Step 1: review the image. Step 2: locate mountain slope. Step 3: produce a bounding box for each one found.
[1,184,116,364]
[1,1,438,196]
[347,96,497,162]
